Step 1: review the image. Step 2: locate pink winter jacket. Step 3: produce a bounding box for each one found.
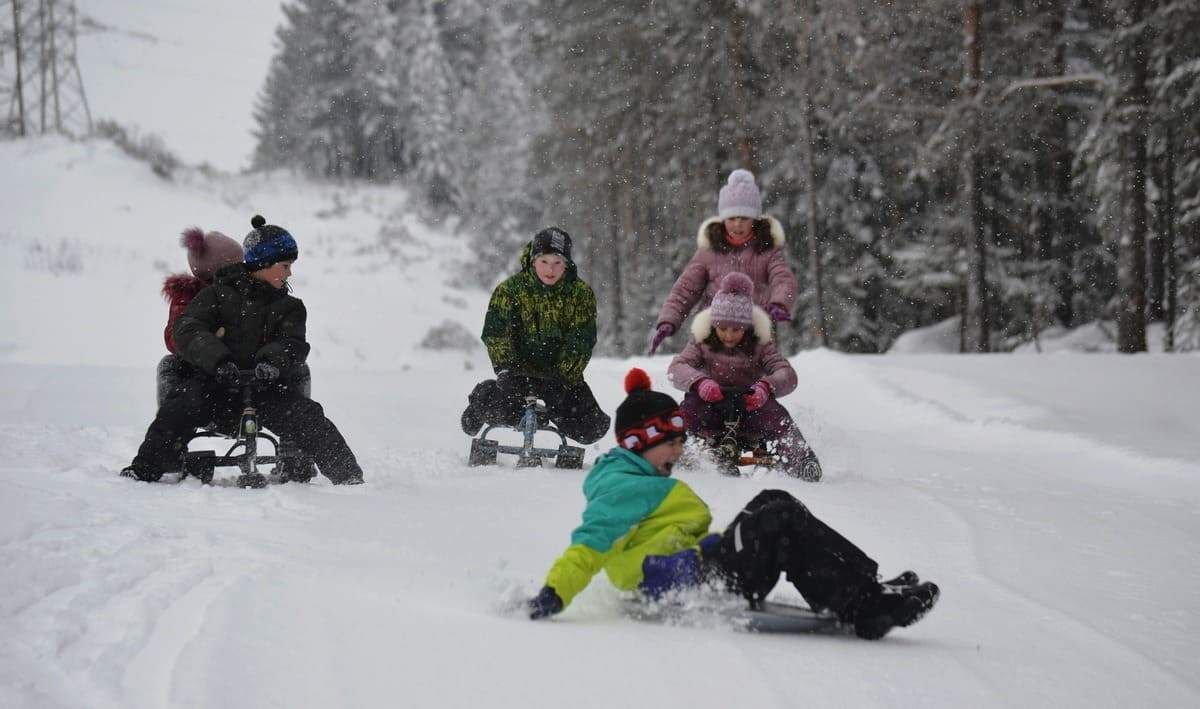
[667,305,798,397]
[656,215,799,331]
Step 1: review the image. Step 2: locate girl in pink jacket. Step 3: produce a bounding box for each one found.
[667,272,820,480]
[649,169,799,355]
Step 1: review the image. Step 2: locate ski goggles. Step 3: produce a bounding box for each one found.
[618,410,687,452]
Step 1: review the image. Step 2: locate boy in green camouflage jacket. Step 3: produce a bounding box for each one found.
[460,227,610,444]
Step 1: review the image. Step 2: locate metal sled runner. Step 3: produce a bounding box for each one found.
[468,394,585,469]
[181,369,317,488]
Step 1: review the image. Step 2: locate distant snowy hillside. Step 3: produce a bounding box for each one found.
[76,0,285,171]
[889,316,1180,354]
[0,136,489,371]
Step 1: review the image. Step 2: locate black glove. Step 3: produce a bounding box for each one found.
[255,362,281,382]
[214,361,240,386]
[528,586,563,620]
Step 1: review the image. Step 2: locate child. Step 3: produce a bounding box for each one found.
[121,215,364,485]
[667,271,819,478]
[162,227,244,355]
[648,169,798,355]
[460,227,610,444]
[526,369,939,640]
[157,227,244,404]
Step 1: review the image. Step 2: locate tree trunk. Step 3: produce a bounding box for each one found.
[1148,162,1165,322]
[10,0,26,136]
[799,0,828,348]
[726,1,756,172]
[961,0,990,352]
[1115,0,1149,353]
[1161,54,1177,351]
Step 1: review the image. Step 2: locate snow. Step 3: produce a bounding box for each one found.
[2,137,1199,707]
[75,0,287,171]
[889,316,1184,354]
[888,316,962,354]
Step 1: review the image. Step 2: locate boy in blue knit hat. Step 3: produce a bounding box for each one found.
[121,215,364,485]
[527,368,939,639]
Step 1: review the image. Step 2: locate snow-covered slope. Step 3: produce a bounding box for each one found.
[3,137,1199,708]
[0,137,489,371]
[75,0,286,171]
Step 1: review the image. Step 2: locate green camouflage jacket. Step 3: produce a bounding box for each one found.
[481,244,597,384]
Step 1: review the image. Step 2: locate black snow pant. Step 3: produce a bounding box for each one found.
[707,490,879,617]
[464,376,611,444]
[132,375,363,483]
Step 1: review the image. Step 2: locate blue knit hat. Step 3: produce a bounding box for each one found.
[243,215,298,271]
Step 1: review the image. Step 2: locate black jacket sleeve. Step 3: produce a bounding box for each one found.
[174,286,233,376]
[255,301,310,375]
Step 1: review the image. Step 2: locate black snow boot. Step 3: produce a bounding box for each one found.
[849,581,940,640]
[120,464,162,483]
[882,570,920,589]
[461,405,484,436]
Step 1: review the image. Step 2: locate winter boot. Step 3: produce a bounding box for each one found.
[882,570,920,589]
[461,405,484,436]
[120,464,162,483]
[850,581,940,640]
[711,442,741,476]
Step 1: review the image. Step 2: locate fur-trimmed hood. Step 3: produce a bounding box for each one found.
[696,215,786,250]
[162,273,208,303]
[690,304,774,343]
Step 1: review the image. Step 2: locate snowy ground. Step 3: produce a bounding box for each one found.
[2,137,1199,708]
[76,0,286,171]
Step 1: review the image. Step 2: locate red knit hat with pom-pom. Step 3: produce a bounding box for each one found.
[710,271,755,328]
[615,368,685,452]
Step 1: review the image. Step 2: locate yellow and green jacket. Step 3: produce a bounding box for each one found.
[481,244,597,384]
[544,447,714,608]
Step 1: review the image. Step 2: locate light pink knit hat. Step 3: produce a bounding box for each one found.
[710,272,755,328]
[181,227,243,281]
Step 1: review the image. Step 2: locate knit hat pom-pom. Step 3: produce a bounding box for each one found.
[719,271,754,297]
[727,168,756,186]
[181,227,207,255]
[250,214,266,229]
[624,367,652,394]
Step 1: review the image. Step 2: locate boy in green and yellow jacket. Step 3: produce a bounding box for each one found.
[461,227,609,444]
[527,368,941,640]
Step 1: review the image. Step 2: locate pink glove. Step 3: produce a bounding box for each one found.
[744,381,771,411]
[696,378,724,403]
[647,323,675,355]
[766,303,791,322]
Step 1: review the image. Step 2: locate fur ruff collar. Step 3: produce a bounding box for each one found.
[690,305,773,343]
[696,215,785,249]
[161,273,207,301]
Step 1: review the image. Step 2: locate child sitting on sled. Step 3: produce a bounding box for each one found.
[648,169,798,355]
[121,215,363,485]
[666,271,819,478]
[156,227,244,403]
[460,227,610,444]
[526,369,939,640]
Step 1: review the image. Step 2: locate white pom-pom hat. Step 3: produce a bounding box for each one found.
[717,169,763,219]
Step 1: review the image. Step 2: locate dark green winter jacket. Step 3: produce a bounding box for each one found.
[173,264,310,377]
[481,244,597,384]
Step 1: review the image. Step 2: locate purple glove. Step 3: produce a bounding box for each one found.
[766,303,791,323]
[696,378,724,403]
[647,323,675,355]
[528,586,563,620]
[744,380,771,411]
